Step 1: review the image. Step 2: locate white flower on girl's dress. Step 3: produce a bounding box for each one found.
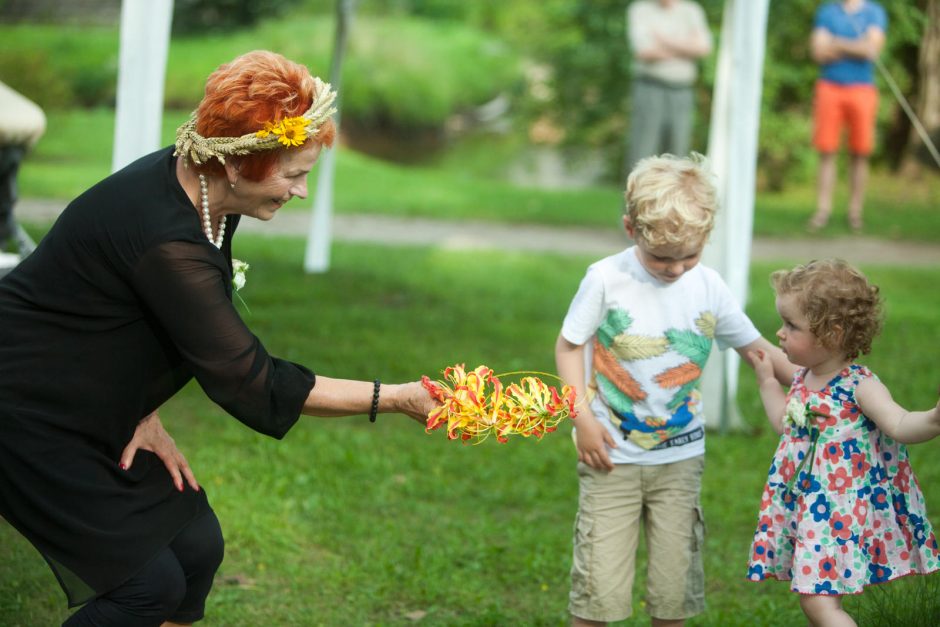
[785,395,809,428]
[232,259,249,291]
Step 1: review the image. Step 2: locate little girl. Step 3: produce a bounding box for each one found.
[745,259,940,627]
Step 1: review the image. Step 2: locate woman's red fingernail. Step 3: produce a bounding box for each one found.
[119,463,127,470]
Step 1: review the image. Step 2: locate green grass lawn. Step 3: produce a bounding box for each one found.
[2,236,938,626]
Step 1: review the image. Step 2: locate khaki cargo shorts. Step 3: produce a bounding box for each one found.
[568,455,706,622]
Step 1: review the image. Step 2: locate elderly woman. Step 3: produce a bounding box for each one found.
[0,51,436,626]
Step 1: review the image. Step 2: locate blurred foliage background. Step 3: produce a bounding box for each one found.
[0,0,936,189]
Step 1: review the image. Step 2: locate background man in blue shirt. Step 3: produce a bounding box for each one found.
[806,0,887,233]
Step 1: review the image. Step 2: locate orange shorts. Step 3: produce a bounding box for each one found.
[813,80,879,156]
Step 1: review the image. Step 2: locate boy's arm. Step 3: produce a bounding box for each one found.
[555,333,617,472]
[855,378,940,444]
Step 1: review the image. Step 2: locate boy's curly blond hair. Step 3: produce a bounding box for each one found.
[624,153,717,248]
[771,259,883,360]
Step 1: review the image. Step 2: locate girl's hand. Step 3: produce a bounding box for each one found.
[747,349,775,384]
[575,413,617,472]
[120,412,200,493]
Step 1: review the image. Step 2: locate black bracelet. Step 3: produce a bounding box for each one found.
[369,379,381,422]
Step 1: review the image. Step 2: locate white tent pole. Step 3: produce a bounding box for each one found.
[702,0,770,431]
[112,0,174,172]
[304,0,356,274]
[304,147,338,273]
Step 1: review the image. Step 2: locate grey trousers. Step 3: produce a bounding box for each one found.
[625,77,695,175]
[0,144,25,248]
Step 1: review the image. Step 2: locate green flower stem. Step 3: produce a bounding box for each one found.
[786,425,819,496]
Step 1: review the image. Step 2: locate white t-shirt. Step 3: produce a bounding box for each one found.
[627,0,712,86]
[561,246,759,465]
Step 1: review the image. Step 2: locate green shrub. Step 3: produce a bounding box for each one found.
[1,13,520,131]
[171,0,304,35]
[0,24,118,109]
[757,109,815,191]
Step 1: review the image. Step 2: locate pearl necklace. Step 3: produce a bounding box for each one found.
[198,174,226,248]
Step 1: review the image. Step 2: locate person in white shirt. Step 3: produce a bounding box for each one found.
[625,0,712,173]
[0,81,46,255]
[556,153,796,627]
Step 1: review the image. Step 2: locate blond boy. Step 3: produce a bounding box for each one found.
[555,154,795,626]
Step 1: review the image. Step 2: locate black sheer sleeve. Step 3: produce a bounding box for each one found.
[132,241,315,438]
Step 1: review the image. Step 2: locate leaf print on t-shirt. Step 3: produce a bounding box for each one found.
[597,308,633,346]
[695,311,717,338]
[655,361,702,388]
[610,334,669,361]
[593,338,646,401]
[665,328,712,368]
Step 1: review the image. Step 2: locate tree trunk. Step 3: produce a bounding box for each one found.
[900,0,940,174]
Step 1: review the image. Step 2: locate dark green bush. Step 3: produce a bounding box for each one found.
[0,25,118,109]
[171,0,304,35]
[0,14,520,132]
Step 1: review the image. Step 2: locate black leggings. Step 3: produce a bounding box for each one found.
[64,509,224,627]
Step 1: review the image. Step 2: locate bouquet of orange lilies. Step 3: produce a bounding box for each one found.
[421,364,577,443]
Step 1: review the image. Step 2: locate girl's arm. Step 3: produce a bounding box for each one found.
[744,349,788,435]
[555,333,617,472]
[856,378,940,444]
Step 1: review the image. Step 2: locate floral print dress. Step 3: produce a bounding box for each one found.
[746,365,940,594]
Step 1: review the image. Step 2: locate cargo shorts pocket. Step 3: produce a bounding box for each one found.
[685,506,706,611]
[692,505,706,550]
[569,512,595,601]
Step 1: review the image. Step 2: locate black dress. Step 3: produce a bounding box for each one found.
[0,147,316,606]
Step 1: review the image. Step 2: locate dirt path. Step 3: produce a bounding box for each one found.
[16,198,940,267]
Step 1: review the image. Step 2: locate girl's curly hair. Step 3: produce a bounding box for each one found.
[771,259,883,360]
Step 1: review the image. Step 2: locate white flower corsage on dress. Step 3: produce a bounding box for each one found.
[784,395,809,428]
[783,390,821,495]
[232,258,250,291]
[231,258,251,314]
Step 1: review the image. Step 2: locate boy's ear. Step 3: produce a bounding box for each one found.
[623,215,636,238]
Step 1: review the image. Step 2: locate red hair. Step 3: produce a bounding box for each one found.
[193,50,336,180]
